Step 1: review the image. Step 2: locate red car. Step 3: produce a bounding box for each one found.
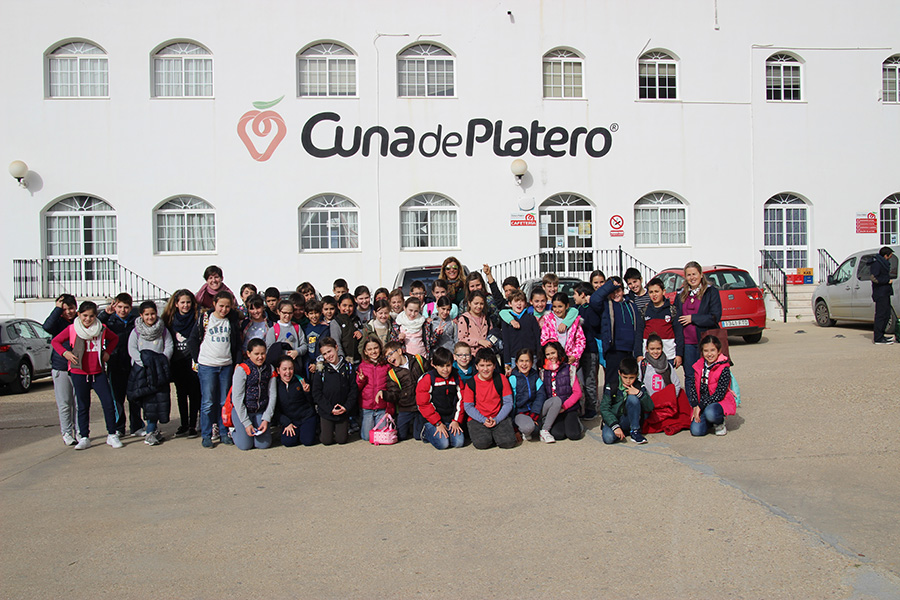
[655,265,766,343]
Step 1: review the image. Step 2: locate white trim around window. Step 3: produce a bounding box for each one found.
[634,192,688,247]
[400,193,459,250]
[298,41,358,98]
[766,53,803,102]
[542,48,584,99]
[883,55,900,104]
[152,41,214,98]
[638,50,678,101]
[299,194,360,252]
[154,196,217,254]
[46,40,109,98]
[397,43,456,98]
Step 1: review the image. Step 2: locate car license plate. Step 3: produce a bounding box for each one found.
[721,319,749,328]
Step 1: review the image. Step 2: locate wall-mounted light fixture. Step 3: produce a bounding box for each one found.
[510,159,527,185]
[9,161,28,188]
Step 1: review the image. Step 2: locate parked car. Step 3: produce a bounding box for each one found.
[520,277,583,303]
[0,318,54,393]
[656,265,766,343]
[393,264,470,300]
[811,246,900,333]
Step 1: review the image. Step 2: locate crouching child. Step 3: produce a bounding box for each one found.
[311,337,357,445]
[416,347,465,449]
[230,339,277,450]
[274,355,317,447]
[462,348,517,449]
[383,341,427,441]
[600,357,654,445]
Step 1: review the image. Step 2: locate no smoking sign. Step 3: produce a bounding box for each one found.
[609,214,625,237]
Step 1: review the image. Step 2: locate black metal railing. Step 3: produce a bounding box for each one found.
[817,248,839,283]
[489,246,657,284]
[759,250,788,323]
[13,258,169,302]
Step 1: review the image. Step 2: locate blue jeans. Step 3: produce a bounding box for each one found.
[198,364,232,440]
[422,420,465,450]
[683,344,700,391]
[690,403,725,436]
[601,394,642,444]
[396,411,424,441]
[230,410,272,450]
[281,415,318,447]
[361,408,386,442]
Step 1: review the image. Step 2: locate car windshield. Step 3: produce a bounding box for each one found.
[400,268,442,296]
[706,270,757,290]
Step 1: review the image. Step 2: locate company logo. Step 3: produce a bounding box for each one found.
[237,96,287,162]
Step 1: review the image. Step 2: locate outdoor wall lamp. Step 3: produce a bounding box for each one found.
[9,161,28,188]
[510,158,527,185]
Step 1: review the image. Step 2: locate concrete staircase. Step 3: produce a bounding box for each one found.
[770,283,817,322]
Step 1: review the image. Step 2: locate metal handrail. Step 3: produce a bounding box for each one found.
[13,258,169,303]
[818,248,839,283]
[759,250,788,323]
[489,246,657,284]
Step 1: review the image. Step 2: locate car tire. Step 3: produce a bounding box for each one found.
[742,332,762,344]
[9,361,33,394]
[814,300,836,327]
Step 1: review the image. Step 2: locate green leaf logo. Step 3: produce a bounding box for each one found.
[252,95,285,110]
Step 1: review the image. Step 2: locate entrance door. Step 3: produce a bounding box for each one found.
[763,193,809,270]
[539,194,594,276]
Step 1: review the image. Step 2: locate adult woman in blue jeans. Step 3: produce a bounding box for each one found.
[674,262,721,392]
[188,291,242,448]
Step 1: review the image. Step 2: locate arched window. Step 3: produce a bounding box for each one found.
[539,194,594,273]
[543,49,583,98]
[880,194,900,245]
[764,193,809,269]
[47,41,108,98]
[298,42,357,97]
[44,195,117,290]
[883,55,900,103]
[634,193,687,245]
[400,193,458,249]
[397,44,454,97]
[299,194,359,251]
[638,51,677,99]
[766,53,802,101]
[155,196,216,253]
[153,42,213,97]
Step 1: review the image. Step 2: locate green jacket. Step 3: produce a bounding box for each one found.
[599,377,654,429]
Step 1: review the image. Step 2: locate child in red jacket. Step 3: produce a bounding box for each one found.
[416,348,465,449]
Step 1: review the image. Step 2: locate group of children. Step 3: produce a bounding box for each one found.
[44,258,739,451]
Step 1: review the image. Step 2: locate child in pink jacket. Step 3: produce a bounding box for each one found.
[540,293,586,366]
[357,337,392,442]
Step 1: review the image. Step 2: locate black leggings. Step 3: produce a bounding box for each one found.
[549,410,583,441]
[320,419,349,445]
[171,359,201,429]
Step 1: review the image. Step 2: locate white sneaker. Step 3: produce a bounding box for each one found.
[63,432,77,446]
[132,428,147,437]
[539,429,556,443]
[106,434,124,449]
[714,423,727,436]
[75,437,91,450]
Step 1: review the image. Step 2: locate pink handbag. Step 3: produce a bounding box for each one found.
[369,413,398,445]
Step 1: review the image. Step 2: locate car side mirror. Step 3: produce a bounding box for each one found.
[827,275,835,285]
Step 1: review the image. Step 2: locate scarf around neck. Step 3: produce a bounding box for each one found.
[135,318,165,341]
[396,311,426,333]
[643,352,672,387]
[74,318,102,340]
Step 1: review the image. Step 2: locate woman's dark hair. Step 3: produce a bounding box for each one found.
[203,265,223,279]
[539,341,567,365]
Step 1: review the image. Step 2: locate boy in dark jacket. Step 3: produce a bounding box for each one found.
[43,293,78,445]
[415,348,465,449]
[99,292,141,436]
[383,340,427,441]
[599,357,654,445]
[500,290,541,373]
[311,337,357,445]
[274,355,317,447]
[591,277,642,390]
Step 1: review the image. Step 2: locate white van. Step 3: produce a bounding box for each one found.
[812,246,899,333]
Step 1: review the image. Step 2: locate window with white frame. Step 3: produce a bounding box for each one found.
[883,55,900,103]
[880,194,900,245]
[47,41,108,98]
[634,193,687,245]
[44,196,117,292]
[400,193,458,249]
[543,49,583,98]
[298,42,357,97]
[299,194,359,251]
[764,194,809,269]
[638,51,677,99]
[153,42,213,97]
[766,53,802,101]
[397,44,454,97]
[155,196,216,253]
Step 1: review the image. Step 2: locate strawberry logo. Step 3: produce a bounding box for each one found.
[237,96,287,161]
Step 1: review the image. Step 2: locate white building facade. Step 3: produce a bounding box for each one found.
[1,0,898,315]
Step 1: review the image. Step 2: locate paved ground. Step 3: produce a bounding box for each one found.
[1,320,899,599]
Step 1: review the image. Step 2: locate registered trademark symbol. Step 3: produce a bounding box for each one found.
[610,123,619,132]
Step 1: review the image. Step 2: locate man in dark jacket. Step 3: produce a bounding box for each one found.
[870,247,894,344]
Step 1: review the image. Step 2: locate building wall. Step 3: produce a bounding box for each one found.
[1,0,897,314]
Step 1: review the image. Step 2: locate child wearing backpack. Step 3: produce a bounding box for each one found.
[457,290,491,352]
[688,335,737,437]
[500,290,541,373]
[274,355,317,447]
[51,301,121,450]
[357,337,392,443]
[508,348,552,443]
[304,300,330,376]
[600,357,654,445]
[43,293,78,446]
[311,337,357,445]
[423,279,460,320]
[266,299,308,369]
[539,341,584,441]
[539,293,586,367]
[127,301,173,447]
[359,299,401,355]
[162,289,201,438]
[229,339,277,450]
[640,277,684,366]
[383,340,427,441]
[416,347,465,450]
[396,296,431,358]
[427,296,458,353]
[452,341,475,383]
[462,348,517,450]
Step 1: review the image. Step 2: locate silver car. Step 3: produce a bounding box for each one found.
[812,246,900,333]
[0,318,54,393]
